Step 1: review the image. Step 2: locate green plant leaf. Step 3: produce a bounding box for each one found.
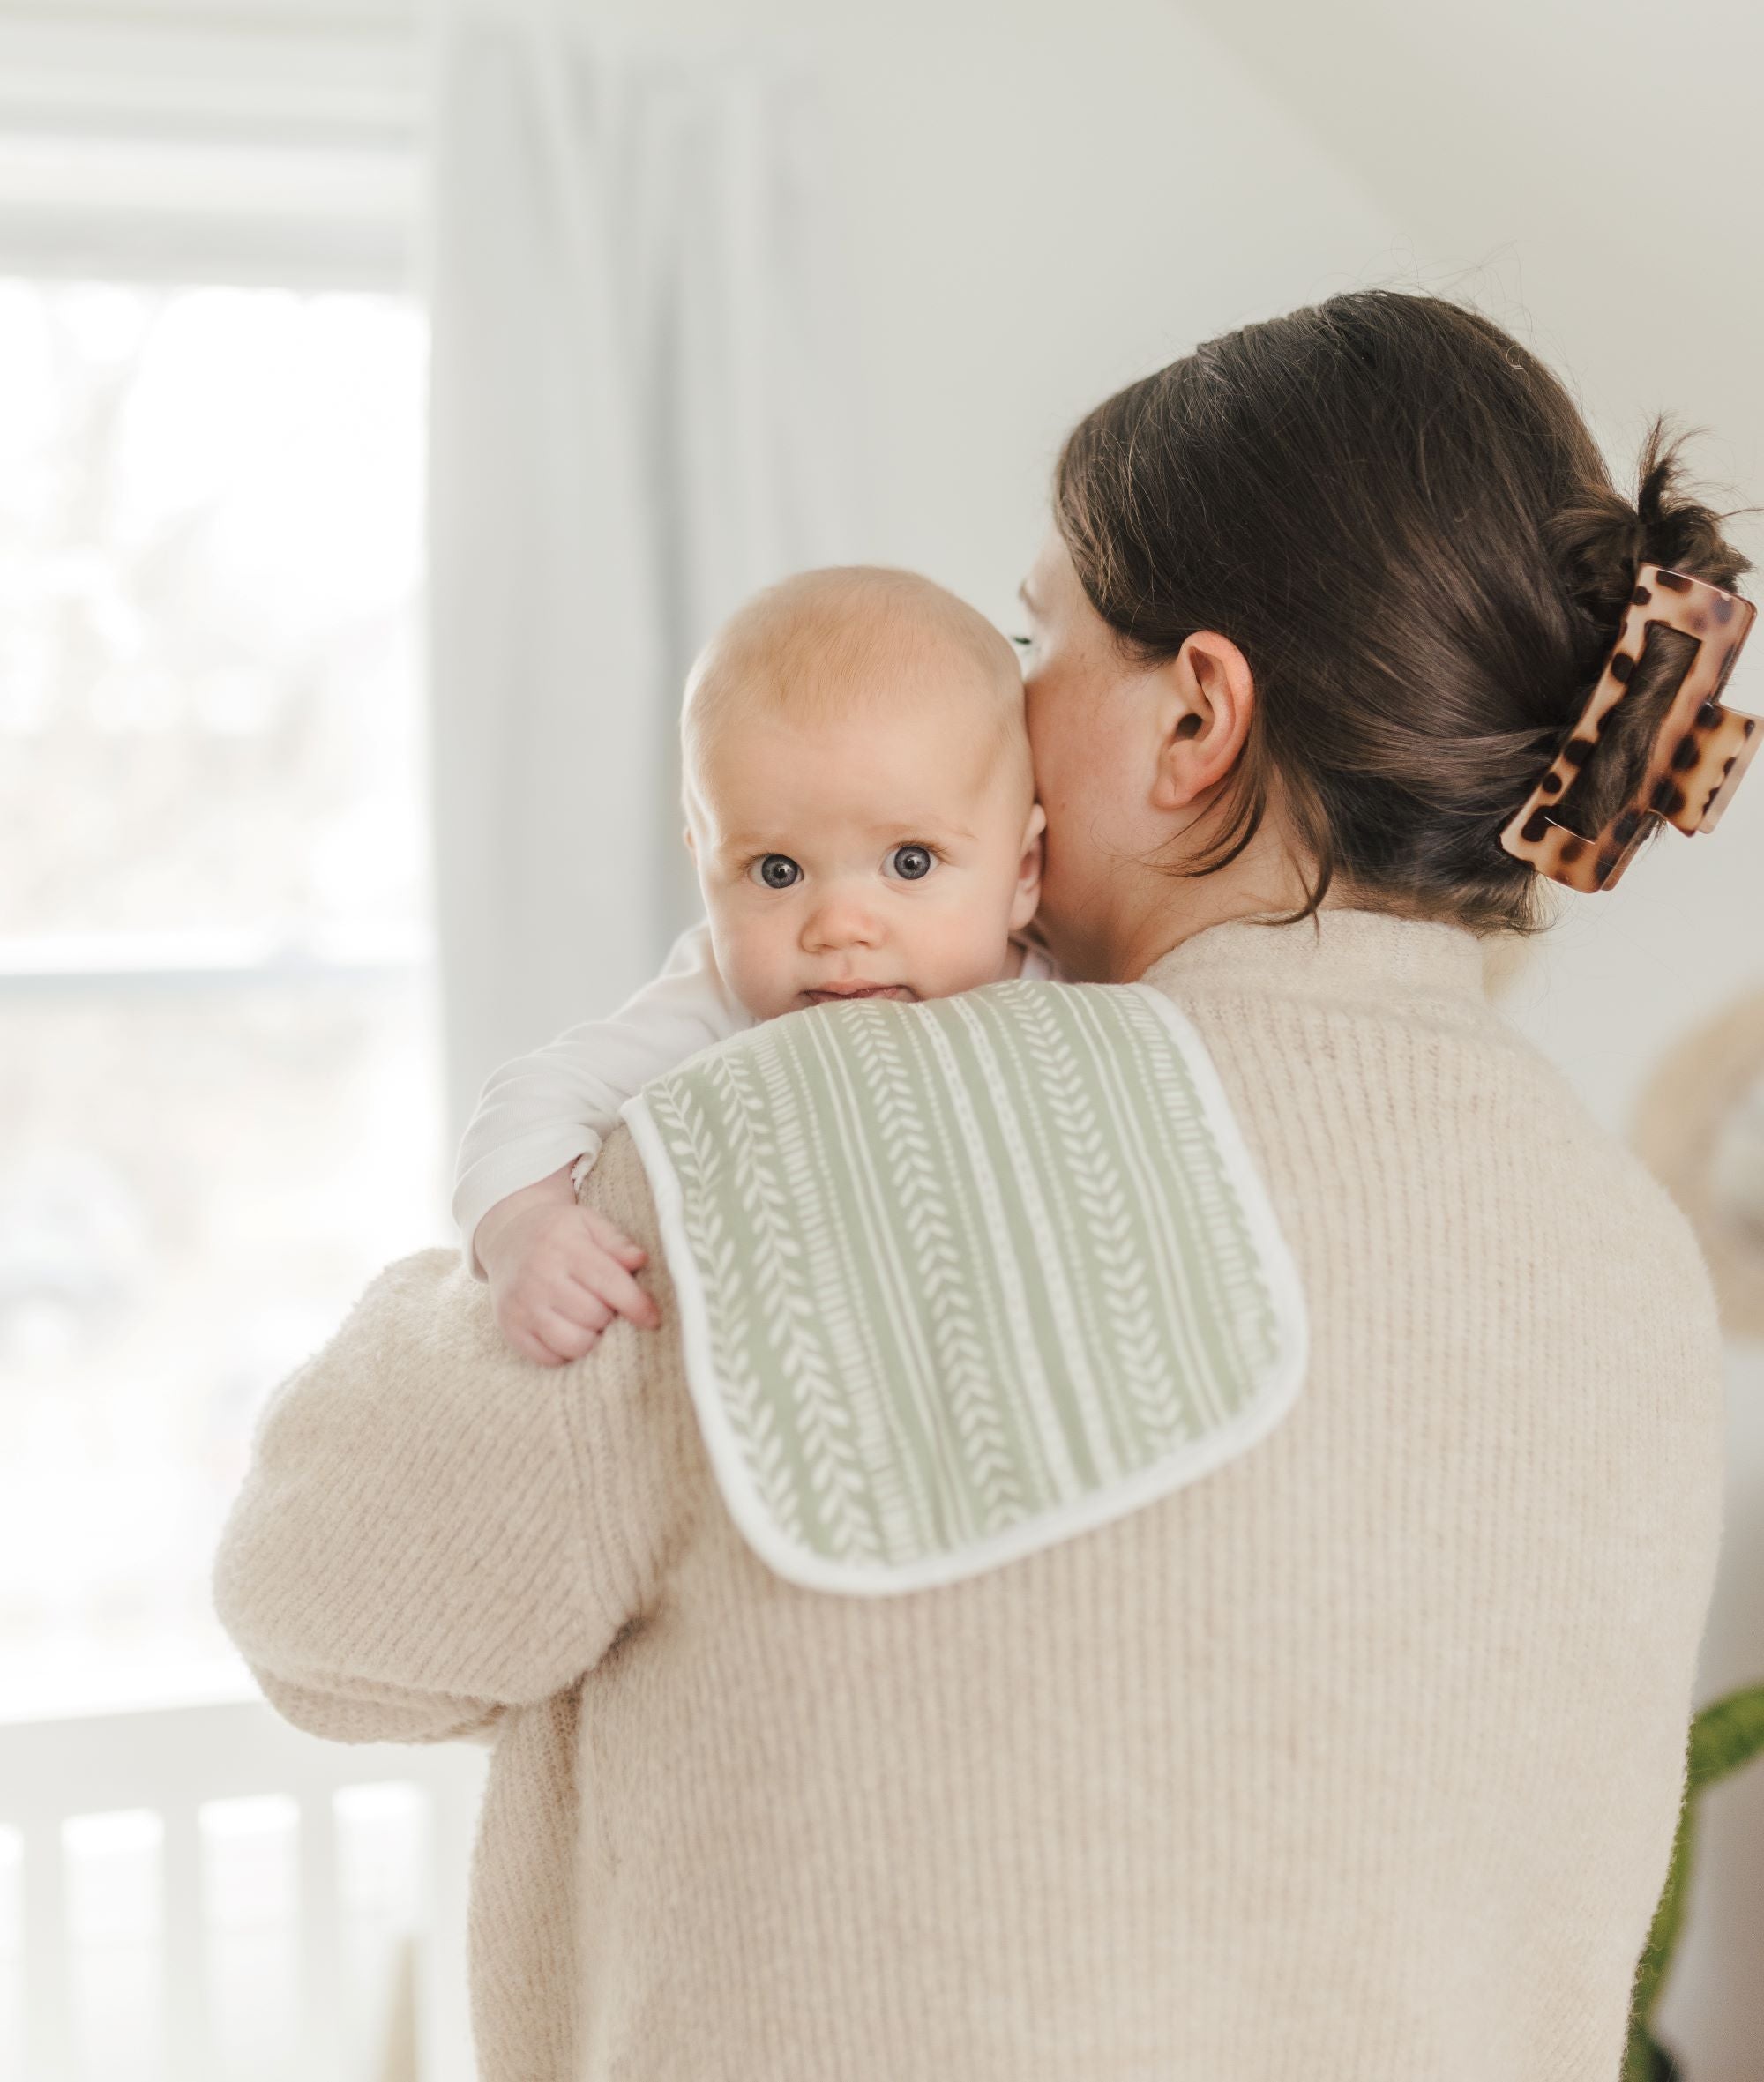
[1625,1683,1764,2080]
[1688,1685,1764,1795]
[1629,1806,1696,2046]
[1621,2027,1685,2082]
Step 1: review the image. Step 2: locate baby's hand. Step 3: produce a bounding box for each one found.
[475,1171,662,1366]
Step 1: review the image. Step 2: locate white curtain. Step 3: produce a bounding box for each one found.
[424,14,861,1150]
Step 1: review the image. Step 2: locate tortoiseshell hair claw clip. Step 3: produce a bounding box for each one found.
[1500,563,1759,892]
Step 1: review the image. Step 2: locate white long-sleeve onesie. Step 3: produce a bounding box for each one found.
[452,917,1062,1274]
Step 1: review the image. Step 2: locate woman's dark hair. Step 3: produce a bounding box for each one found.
[1053,290,1751,935]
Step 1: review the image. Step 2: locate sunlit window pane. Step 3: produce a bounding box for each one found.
[0,280,427,937]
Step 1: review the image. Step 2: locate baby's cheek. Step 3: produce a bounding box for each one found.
[913,898,1014,997]
[714,914,798,1021]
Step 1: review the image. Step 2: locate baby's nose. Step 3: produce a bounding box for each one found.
[802,889,883,951]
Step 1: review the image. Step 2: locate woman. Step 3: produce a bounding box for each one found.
[217,292,1733,2078]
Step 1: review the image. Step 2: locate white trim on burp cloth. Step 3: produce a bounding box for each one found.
[624,978,1308,1595]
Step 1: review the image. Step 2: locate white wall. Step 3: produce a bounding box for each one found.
[592,0,1402,635]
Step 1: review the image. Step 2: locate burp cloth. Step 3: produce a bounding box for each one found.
[624,978,1307,1595]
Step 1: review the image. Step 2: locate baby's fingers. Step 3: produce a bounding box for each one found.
[582,1207,647,1269]
[572,1255,662,1332]
[531,1302,609,1364]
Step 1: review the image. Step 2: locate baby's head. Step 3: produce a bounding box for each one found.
[682,567,1043,1022]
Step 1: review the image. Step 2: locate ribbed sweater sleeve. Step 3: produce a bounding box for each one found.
[213,1132,684,1744]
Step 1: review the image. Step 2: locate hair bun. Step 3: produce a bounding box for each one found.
[1633,427,1749,589]
[1547,422,1749,653]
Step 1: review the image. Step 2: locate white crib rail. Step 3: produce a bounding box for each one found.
[0,1698,485,2082]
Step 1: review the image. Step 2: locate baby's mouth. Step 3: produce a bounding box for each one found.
[800,983,916,1005]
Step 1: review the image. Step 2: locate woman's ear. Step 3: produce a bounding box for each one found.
[1150,632,1256,812]
[1008,800,1047,932]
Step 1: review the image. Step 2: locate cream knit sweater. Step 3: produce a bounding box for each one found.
[213,908,1724,2081]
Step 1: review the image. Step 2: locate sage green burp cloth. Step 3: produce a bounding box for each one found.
[624,978,1307,1595]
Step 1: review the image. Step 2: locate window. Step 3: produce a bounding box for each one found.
[0,275,442,1713]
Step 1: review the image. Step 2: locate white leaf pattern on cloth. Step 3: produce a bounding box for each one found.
[624,979,1308,1595]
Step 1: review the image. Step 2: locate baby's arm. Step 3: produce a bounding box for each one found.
[454,920,751,1364]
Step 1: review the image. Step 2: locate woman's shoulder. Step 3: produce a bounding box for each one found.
[1159,951,1720,1341]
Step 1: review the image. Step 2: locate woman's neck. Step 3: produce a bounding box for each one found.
[1107,821,1355,984]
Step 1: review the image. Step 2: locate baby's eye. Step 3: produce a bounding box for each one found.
[885,844,937,883]
[751,854,803,890]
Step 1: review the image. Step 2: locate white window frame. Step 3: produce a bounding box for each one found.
[0,13,421,289]
[0,10,431,1002]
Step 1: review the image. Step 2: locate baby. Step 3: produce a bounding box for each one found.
[455,565,1059,1366]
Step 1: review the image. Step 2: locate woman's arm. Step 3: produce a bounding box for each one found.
[452,918,751,1276]
[214,1137,681,1743]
